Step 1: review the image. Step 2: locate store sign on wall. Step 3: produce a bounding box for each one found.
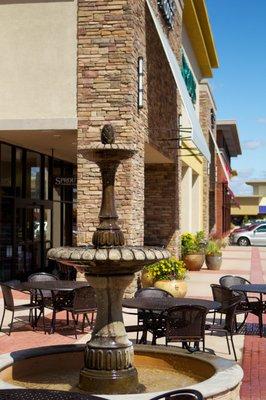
[158,0,176,29]
[54,176,77,186]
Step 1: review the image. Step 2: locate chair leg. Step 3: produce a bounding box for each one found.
[212,311,216,325]
[230,334,237,361]
[66,311,69,326]
[81,314,86,333]
[72,312,77,339]
[259,312,263,338]
[225,332,231,355]
[0,308,6,332]
[51,309,56,334]
[42,308,46,334]
[8,312,14,336]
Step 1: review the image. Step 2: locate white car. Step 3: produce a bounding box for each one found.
[230,223,266,246]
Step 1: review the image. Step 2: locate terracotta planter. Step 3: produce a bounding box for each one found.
[154,279,187,298]
[183,254,205,271]
[205,255,222,270]
[141,269,154,288]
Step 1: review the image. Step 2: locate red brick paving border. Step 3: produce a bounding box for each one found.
[240,247,266,400]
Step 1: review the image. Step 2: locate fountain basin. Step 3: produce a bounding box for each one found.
[0,344,243,399]
[48,246,170,275]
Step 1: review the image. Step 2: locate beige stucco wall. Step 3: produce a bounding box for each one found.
[0,0,77,120]
[231,197,260,216]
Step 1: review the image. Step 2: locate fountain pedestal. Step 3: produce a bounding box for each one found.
[79,274,138,394]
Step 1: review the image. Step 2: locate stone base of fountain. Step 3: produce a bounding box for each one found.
[79,366,138,394]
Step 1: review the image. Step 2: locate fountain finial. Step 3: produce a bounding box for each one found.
[101,124,116,144]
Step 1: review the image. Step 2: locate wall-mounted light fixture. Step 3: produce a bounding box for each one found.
[138,57,144,109]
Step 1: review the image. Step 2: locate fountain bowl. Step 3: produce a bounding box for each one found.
[0,344,243,400]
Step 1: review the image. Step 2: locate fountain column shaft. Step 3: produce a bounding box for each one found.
[92,160,125,247]
[79,274,138,394]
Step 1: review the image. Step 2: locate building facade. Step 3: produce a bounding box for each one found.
[215,121,242,236]
[0,0,220,282]
[231,181,266,225]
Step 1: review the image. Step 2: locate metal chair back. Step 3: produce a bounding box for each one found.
[0,284,14,310]
[135,287,173,298]
[165,305,208,343]
[149,388,204,399]
[211,284,236,312]
[28,272,59,298]
[219,275,249,301]
[223,294,242,333]
[72,286,97,311]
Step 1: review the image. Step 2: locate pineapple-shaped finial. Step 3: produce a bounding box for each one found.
[101,124,116,144]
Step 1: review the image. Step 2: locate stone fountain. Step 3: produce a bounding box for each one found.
[0,124,244,399]
[48,124,171,394]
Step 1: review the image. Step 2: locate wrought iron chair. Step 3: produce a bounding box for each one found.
[124,287,173,344]
[61,286,97,338]
[149,388,204,400]
[206,292,242,361]
[210,284,234,324]
[219,275,261,332]
[164,305,208,352]
[0,283,45,335]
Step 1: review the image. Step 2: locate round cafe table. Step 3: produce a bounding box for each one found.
[231,284,266,337]
[122,297,220,312]
[122,297,220,345]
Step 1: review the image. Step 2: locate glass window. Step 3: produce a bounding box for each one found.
[1,144,12,196]
[26,151,41,199]
[255,225,266,233]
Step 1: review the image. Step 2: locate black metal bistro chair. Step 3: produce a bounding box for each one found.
[0,283,45,335]
[124,287,173,344]
[206,292,242,361]
[164,305,208,353]
[219,275,261,332]
[61,286,97,338]
[149,388,204,400]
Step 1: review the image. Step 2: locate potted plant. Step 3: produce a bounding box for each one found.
[205,240,222,270]
[146,257,188,298]
[181,231,206,271]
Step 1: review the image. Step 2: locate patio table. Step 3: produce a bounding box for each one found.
[8,281,90,333]
[122,297,220,344]
[231,284,266,337]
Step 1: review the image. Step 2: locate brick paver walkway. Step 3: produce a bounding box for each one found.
[240,247,266,400]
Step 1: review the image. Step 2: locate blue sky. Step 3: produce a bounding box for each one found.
[206,0,266,194]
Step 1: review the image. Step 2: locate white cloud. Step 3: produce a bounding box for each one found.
[257,117,266,124]
[242,140,265,150]
[230,168,255,195]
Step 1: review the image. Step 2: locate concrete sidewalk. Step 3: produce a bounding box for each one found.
[0,245,265,399]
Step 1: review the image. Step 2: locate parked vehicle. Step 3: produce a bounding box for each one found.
[230,223,266,246]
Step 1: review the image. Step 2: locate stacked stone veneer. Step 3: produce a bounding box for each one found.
[77,0,184,260]
[199,85,217,234]
[77,0,147,247]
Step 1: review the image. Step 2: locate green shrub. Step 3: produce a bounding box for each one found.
[181,231,206,257]
[205,240,222,256]
[146,258,187,281]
